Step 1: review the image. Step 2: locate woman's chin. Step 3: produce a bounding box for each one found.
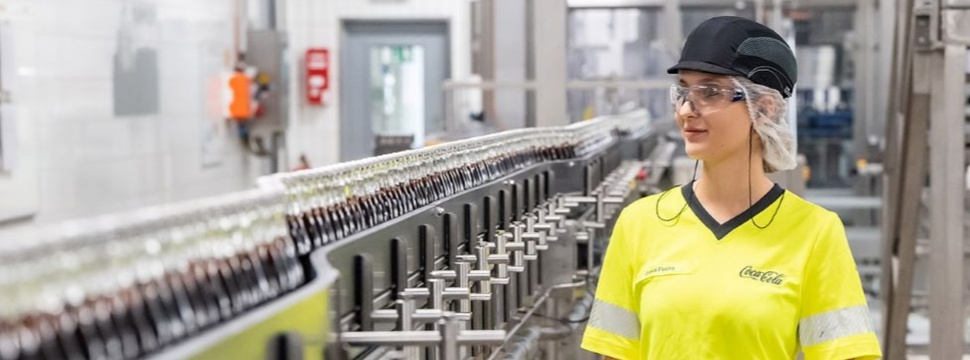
[684,145,709,160]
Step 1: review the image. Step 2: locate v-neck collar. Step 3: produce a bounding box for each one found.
[681,180,785,240]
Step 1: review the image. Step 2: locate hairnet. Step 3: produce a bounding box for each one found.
[732,76,796,173]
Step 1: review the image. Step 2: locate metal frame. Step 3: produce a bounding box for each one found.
[567,0,860,8]
[533,0,570,127]
[926,43,966,360]
[882,1,968,358]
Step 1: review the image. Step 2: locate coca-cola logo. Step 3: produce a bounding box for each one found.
[739,265,785,285]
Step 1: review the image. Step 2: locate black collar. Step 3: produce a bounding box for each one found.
[681,180,785,240]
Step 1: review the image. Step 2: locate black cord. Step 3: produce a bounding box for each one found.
[656,160,698,222]
[748,127,784,229]
[751,193,785,229]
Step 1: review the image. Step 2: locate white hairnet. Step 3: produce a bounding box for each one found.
[732,76,796,173]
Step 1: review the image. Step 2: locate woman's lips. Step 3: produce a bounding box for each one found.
[684,129,707,141]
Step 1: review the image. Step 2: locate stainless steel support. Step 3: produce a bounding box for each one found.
[883,1,970,358]
[927,43,966,360]
[884,51,932,360]
[532,0,568,126]
[340,317,505,349]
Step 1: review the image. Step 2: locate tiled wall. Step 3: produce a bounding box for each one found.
[0,0,262,237]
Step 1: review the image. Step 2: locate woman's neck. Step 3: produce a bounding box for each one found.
[694,154,775,215]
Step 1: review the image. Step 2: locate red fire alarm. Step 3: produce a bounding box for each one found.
[305,48,329,106]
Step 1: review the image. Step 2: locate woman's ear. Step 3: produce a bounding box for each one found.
[750,127,766,152]
[755,95,778,122]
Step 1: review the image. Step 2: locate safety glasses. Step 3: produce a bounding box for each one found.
[669,84,745,112]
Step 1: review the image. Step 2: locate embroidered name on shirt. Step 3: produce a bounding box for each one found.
[642,265,678,277]
[739,265,785,285]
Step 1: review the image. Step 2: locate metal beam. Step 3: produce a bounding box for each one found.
[885,51,931,360]
[662,0,684,54]
[567,0,861,8]
[880,0,914,356]
[927,43,966,360]
[853,0,876,161]
[533,0,569,126]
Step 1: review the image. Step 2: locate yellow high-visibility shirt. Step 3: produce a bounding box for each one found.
[581,182,881,360]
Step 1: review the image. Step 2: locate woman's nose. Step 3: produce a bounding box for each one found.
[677,98,698,118]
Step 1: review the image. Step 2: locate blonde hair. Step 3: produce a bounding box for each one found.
[732,76,796,173]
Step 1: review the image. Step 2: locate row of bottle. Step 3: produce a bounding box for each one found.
[0,191,302,360]
[277,130,581,254]
[0,116,647,360]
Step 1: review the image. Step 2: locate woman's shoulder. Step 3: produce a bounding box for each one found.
[778,189,842,224]
[614,185,689,226]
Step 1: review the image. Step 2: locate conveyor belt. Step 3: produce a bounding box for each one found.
[1,111,673,360]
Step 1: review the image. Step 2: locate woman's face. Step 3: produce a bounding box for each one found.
[674,70,753,165]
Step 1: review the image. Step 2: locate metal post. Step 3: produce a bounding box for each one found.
[884,52,931,360]
[927,43,966,360]
[481,0,497,126]
[854,0,876,162]
[532,0,568,126]
[661,0,683,55]
[440,313,459,360]
[880,0,914,351]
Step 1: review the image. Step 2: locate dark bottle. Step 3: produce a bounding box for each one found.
[298,213,316,255]
[178,270,209,330]
[332,204,349,240]
[223,257,249,314]
[255,244,282,299]
[265,241,292,292]
[356,195,369,231]
[165,274,198,338]
[72,303,107,360]
[152,278,184,341]
[123,286,158,353]
[374,189,390,224]
[31,315,66,360]
[247,249,275,301]
[107,294,140,359]
[284,214,307,254]
[236,255,261,306]
[190,263,221,328]
[141,281,175,348]
[205,260,234,320]
[316,207,336,245]
[388,185,402,219]
[325,205,343,241]
[53,310,85,360]
[275,236,305,289]
[338,202,356,237]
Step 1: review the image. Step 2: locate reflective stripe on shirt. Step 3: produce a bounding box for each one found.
[588,299,640,340]
[799,305,874,347]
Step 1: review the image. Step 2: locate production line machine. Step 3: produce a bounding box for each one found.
[0,111,677,360]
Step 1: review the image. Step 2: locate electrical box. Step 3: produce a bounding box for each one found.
[246,29,287,131]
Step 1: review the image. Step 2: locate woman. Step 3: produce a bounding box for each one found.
[580,16,881,360]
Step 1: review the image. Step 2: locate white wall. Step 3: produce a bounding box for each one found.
[284,0,470,167]
[0,0,261,237]
[0,0,472,239]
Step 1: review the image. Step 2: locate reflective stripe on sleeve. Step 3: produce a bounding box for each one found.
[588,299,640,340]
[799,305,874,347]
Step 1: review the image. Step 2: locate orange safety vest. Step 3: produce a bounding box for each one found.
[229,71,252,120]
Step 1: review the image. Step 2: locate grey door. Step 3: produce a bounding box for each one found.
[341,21,449,161]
